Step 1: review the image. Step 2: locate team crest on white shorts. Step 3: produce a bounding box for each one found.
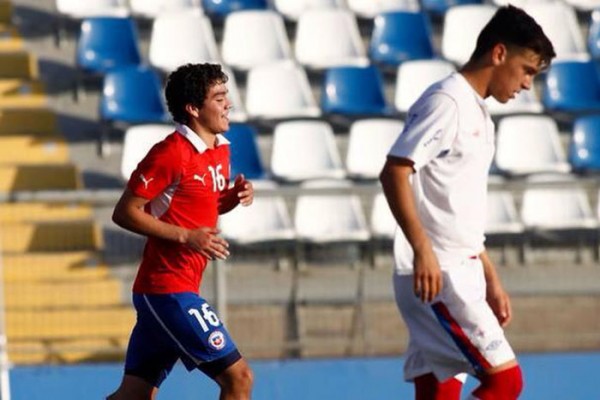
[208,330,226,350]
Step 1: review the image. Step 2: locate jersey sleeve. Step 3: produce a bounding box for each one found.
[388,92,459,171]
[128,141,182,200]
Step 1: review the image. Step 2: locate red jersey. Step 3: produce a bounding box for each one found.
[128,125,230,294]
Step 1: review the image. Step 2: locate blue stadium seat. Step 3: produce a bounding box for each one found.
[588,10,600,58]
[76,17,141,75]
[99,65,168,156]
[369,11,435,68]
[321,65,389,116]
[225,123,266,180]
[421,0,482,16]
[569,115,600,174]
[201,0,268,18]
[542,58,600,113]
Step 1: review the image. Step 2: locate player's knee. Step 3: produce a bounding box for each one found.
[219,361,254,394]
[472,365,523,400]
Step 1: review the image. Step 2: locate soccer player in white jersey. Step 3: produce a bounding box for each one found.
[380,6,555,400]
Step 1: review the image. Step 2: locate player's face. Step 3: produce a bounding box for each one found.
[489,47,542,103]
[198,81,232,134]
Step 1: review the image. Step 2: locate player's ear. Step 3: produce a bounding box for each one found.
[185,103,200,118]
[491,43,508,66]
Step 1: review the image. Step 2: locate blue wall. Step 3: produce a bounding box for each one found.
[9,352,598,399]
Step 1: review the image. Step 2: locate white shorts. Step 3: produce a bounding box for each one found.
[393,257,516,382]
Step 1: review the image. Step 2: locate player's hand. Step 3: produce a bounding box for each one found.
[413,248,442,303]
[233,174,253,206]
[186,227,230,260]
[486,282,512,327]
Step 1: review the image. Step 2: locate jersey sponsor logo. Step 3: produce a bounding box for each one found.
[423,129,442,147]
[193,173,207,186]
[485,339,503,352]
[208,330,226,350]
[139,174,154,189]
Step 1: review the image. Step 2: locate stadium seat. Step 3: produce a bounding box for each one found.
[346,119,404,180]
[271,120,345,182]
[149,12,219,74]
[225,123,266,180]
[273,0,345,21]
[295,9,368,69]
[120,124,173,180]
[54,0,130,46]
[370,191,396,241]
[0,108,58,135]
[485,190,525,264]
[569,115,600,174]
[321,65,389,116]
[589,10,600,58]
[0,203,93,223]
[294,179,370,244]
[565,0,600,11]
[441,4,497,66]
[421,0,483,15]
[245,61,320,119]
[222,10,292,70]
[348,0,420,18]
[130,0,202,19]
[495,115,570,176]
[542,57,600,114]
[5,280,121,308]
[394,59,455,113]
[75,17,142,99]
[521,174,598,262]
[524,2,586,59]
[201,0,268,19]
[219,180,295,245]
[485,85,543,115]
[369,11,435,68]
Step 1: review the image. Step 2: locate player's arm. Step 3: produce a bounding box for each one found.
[113,188,229,260]
[218,174,254,214]
[479,249,512,327]
[380,156,442,303]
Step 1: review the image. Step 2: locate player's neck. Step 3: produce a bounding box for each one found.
[188,121,218,149]
[459,61,493,100]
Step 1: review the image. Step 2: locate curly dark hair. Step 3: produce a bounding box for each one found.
[470,5,556,69]
[165,63,229,124]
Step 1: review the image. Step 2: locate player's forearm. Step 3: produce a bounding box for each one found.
[479,250,503,288]
[380,160,432,254]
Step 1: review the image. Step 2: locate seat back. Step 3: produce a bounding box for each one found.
[76,17,141,73]
[149,12,219,73]
[421,0,482,15]
[524,2,585,59]
[321,65,388,115]
[542,58,600,113]
[394,59,455,112]
[495,116,569,175]
[225,123,265,180]
[295,179,369,242]
[121,124,174,180]
[295,9,367,69]
[274,0,344,21]
[346,119,404,179]
[246,61,320,119]
[441,5,497,65]
[348,0,420,18]
[569,115,600,173]
[485,191,523,234]
[222,10,291,70]
[100,66,167,123]
[369,11,434,67]
[271,120,345,182]
[370,192,397,239]
[130,0,202,18]
[485,86,543,115]
[202,0,268,18]
[56,0,129,18]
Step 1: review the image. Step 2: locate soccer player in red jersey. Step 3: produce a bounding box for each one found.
[380,6,555,400]
[107,63,254,400]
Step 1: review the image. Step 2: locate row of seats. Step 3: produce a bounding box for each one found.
[120,112,600,189]
[69,3,600,74]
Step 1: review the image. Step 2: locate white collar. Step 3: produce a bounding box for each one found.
[175,123,230,153]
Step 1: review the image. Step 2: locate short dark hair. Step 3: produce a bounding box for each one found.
[470,5,556,69]
[165,63,228,124]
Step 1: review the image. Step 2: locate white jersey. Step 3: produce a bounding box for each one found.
[388,72,495,274]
